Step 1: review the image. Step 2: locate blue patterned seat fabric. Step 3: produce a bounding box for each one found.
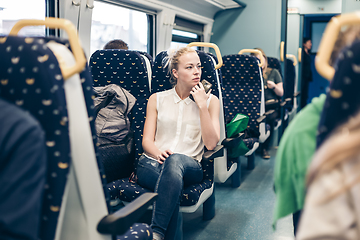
[222,54,263,150]
[284,58,296,111]
[90,49,154,239]
[72,46,151,240]
[267,56,283,79]
[0,36,70,240]
[317,40,360,148]
[201,51,241,173]
[90,49,150,166]
[0,37,152,240]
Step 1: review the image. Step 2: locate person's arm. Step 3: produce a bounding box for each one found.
[267,69,284,97]
[142,93,173,164]
[191,84,220,150]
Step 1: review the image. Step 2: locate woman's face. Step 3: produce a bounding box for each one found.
[172,52,201,87]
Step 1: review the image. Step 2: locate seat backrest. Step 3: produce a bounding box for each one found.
[0,36,71,240]
[222,54,265,135]
[317,41,360,148]
[284,58,296,109]
[47,38,150,240]
[90,50,151,165]
[267,56,283,79]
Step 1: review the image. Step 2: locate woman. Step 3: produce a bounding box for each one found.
[253,48,283,159]
[136,47,220,240]
[297,112,360,239]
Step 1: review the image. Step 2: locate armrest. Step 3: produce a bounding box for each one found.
[256,110,275,123]
[221,133,244,148]
[256,115,266,123]
[202,145,224,161]
[265,109,275,115]
[97,192,158,235]
[265,99,279,109]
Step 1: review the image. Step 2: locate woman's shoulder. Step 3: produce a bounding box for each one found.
[150,88,173,99]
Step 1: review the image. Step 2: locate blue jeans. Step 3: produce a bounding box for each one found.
[137,153,203,239]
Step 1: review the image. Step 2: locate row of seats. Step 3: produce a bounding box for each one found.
[87,45,295,232]
[90,49,224,224]
[0,18,299,239]
[0,18,157,240]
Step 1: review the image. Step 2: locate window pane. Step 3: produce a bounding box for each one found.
[172,29,198,39]
[90,1,148,55]
[0,0,45,36]
[311,22,327,53]
[170,42,198,50]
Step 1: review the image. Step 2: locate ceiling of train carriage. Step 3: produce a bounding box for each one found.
[156,0,245,19]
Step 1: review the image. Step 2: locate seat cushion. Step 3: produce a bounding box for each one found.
[108,157,214,207]
[116,223,152,240]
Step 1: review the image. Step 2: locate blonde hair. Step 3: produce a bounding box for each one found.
[164,47,197,86]
[251,48,268,77]
[307,111,360,203]
[330,25,360,66]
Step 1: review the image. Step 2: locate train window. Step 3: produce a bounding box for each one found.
[310,22,328,53]
[171,30,199,49]
[90,1,150,55]
[0,0,45,36]
[171,17,203,49]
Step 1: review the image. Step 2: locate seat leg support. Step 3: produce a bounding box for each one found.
[203,190,215,221]
[231,157,241,188]
[247,154,255,170]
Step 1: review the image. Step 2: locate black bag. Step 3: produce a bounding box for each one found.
[93,84,136,183]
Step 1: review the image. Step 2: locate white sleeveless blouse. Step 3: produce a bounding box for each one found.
[154,87,211,162]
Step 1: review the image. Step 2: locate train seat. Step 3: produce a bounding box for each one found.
[267,56,283,78]
[222,54,271,169]
[91,49,153,92]
[200,50,245,187]
[283,58,298,121]
[151,50,223,217]
[94,48,224,222]
[266,56,283,130]
[0,20,155,240]
[90,49,151,165]
[0,35,71,240]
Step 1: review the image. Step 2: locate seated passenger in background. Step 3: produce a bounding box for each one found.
[297,111,360,239]
[136,47,220,240]
[103,39,129,50]
[252,48,283,159]
[0,98,47,240]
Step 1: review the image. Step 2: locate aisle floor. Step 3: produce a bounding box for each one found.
[182,149,295,240]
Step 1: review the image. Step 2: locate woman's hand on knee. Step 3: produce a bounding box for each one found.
[157,149,173,164]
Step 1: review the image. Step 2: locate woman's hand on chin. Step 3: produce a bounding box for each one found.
[190,83,211,108]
